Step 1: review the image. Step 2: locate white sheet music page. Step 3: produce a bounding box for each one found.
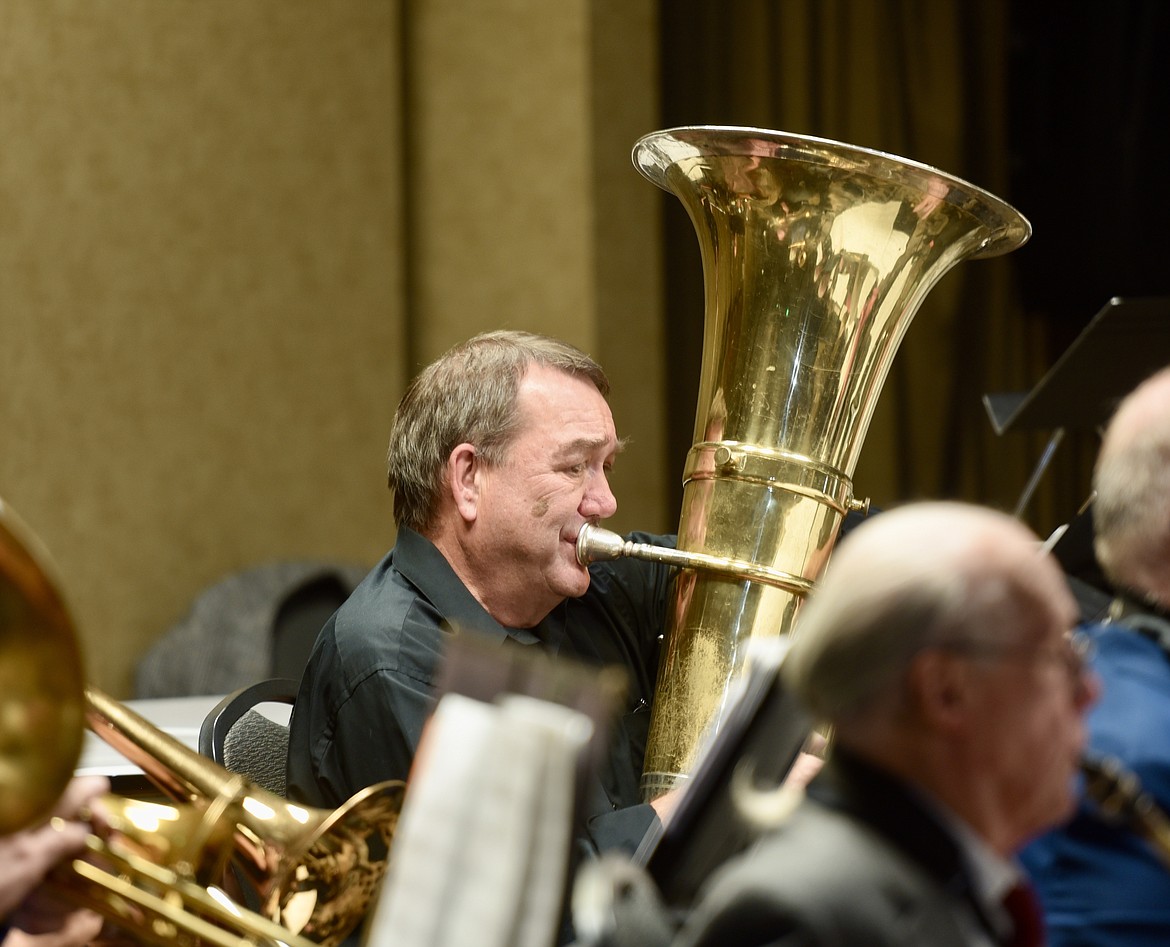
[363,692,592,947]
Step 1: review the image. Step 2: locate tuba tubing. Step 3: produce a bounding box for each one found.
[577,522,815,595]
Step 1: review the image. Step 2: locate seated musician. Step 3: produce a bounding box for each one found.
[1021,365,1170,946]
[674,501,1097,947]
[285,330,676,861]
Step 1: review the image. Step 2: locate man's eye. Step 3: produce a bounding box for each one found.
[568,463,586,475]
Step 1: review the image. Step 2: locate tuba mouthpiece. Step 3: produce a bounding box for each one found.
[576,523,629,565]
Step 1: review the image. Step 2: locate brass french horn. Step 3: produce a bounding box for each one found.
[578,127,1031,799]
[0,496,402,947]
[84,687,403,947]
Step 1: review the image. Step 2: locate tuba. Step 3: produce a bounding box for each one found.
[0,495,403,947]
[578,127,1031,799]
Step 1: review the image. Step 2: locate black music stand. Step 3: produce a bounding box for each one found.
[435,631,627,831]
[1042,500,1114,623]
[983,296,1170,517]
[635,639,812,909]
[985,296,1170,620]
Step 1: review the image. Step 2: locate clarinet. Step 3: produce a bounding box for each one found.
[1081,753,1170,868]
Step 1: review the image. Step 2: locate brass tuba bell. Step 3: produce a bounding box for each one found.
[578,126,1031,799]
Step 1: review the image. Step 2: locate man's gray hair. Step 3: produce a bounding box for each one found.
[387,330,610,532]
[1093,366,1170,592]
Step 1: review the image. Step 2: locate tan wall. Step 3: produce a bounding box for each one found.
[0,0,665,697]
[403,0,667,533]
[591,0,668,536]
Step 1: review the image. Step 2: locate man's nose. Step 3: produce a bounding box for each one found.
[582,472,618,519]
[1075,667,1102,712]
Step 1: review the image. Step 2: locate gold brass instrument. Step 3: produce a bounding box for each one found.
[578,127,1031,799]
[0,496,403,947]
[0,499,85,836]
[1,496,290,947]
[51,798,323,947]
[85,687,404,947]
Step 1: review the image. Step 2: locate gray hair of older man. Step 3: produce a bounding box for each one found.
[781,501,1049,726]
[1092,366,1170,597]
[386,330,610,533]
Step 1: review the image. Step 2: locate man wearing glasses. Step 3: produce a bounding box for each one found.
[673,501,1097,947]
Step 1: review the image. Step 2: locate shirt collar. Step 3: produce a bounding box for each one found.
[392,526,564,652]
[932,802,1021,937]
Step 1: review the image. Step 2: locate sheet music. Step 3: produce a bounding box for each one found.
[364,693,592,947]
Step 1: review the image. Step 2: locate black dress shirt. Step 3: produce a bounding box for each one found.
[285,526,675,854]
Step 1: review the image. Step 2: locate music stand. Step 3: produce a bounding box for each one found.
[435,632,627,830]
[1041,501,1114,623]
[635,639,812,909]
[983,296,1170,515]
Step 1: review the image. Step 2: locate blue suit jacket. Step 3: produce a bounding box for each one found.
[1021,619,1170,945]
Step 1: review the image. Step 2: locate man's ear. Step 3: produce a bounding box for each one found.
[907,649,972,735]
[447,443,480,524]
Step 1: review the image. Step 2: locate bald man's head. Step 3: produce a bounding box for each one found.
[783,501,1076,727]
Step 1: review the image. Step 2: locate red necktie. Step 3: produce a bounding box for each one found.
[1002,881,1046,947]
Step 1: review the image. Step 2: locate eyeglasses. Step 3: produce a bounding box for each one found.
[940,630,1096,681]
[1048,630,1097,679]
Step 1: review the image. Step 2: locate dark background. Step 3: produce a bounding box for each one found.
[651,0,1169,531]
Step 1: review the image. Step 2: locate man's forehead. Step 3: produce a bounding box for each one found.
[517,368,592,406]
[999,549,1078,642]
[510,369,618,450]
